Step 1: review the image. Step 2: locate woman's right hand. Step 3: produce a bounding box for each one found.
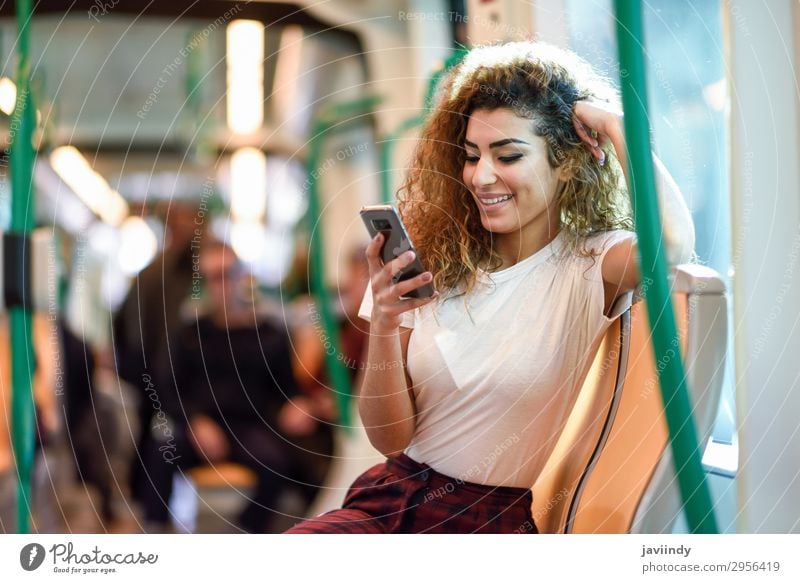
[366,232,438,334]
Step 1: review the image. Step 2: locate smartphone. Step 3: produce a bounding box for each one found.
[360,204,435,299]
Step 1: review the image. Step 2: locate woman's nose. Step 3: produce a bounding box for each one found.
[472,158,497,188]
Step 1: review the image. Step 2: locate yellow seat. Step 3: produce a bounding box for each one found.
[187,462,257,490]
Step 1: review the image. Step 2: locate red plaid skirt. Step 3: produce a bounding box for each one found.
[285,453,537,534]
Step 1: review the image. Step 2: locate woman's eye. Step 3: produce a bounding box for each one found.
[499,154,523,163]
[464,155,479,163]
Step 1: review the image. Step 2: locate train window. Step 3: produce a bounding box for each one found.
[566,0,736,449]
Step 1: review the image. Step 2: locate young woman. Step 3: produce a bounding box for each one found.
[287,41,694,534]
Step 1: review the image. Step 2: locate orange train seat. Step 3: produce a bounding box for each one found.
[532,264,727,533]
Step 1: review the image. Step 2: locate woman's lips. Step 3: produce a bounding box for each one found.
[475,193,513,212]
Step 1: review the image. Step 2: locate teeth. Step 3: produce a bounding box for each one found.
[482,194,512,205]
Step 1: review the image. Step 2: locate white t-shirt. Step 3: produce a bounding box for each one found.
[358,229,635,488]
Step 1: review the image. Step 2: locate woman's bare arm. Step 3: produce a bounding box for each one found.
[573,101,696,298]
[357,233,438,457]
[358,326,415,457]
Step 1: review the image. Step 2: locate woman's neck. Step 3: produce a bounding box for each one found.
[493,221,560,270]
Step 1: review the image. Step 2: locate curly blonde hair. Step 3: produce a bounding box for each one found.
[398,42,633,296]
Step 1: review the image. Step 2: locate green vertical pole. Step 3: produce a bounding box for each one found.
[9,0,37,534]
[184,27,213,163]
[306,119,352,429]
[306,97,380,429]
[379,115,422,204]
[614,0,718,533]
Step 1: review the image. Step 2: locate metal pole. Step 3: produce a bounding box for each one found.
[9,0,37,534]
[306,96,380,429]
[614,0,718,533]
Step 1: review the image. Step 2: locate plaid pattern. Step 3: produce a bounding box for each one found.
[285,454,537,534]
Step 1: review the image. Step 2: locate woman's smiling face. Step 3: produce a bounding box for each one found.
[462,108,563,243]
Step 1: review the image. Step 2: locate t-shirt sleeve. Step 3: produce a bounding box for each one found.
[358,285,416,329]
[587,230,638,323]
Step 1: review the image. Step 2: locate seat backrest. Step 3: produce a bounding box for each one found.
[532,265,727,533]
[629,266,727,533]
[531,304,629,533]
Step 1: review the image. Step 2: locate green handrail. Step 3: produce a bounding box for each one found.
[9,0,37,534]
[379,114,423,204]
[306,95,381,429]
[614,0,718,533]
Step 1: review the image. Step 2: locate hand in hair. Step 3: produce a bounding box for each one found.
[572,99,625,168]
[573,100,695,268]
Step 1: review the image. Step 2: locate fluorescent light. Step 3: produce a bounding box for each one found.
[702,78,727,112]
[0,78,17,115]
[0,77,41,123]
[266,157,306,227]
[50,146,129,226]
[230,220,266,263]
[118,216,158,275]
[230,147,266,221]
[226,19,264,134]
[272,26,304,125]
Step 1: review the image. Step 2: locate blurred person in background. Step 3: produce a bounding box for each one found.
[113,201,198,509]
[138,238,327,533]
[285,245,371,488]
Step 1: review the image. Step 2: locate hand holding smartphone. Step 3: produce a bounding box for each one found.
[360,205,435,299]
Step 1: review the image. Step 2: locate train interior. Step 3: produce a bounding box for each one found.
[0,0,798,534]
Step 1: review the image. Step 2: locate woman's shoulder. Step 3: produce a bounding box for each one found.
[553,230,636,278]
[555,229,635,261]
[583,229,637,252]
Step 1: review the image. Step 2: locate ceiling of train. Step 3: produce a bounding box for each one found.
[0,3,364,146]
[0,0,381,237]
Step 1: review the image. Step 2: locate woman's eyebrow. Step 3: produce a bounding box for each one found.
[464,138,530,149]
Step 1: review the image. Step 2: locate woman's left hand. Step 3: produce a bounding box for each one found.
[572,100,624,166]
